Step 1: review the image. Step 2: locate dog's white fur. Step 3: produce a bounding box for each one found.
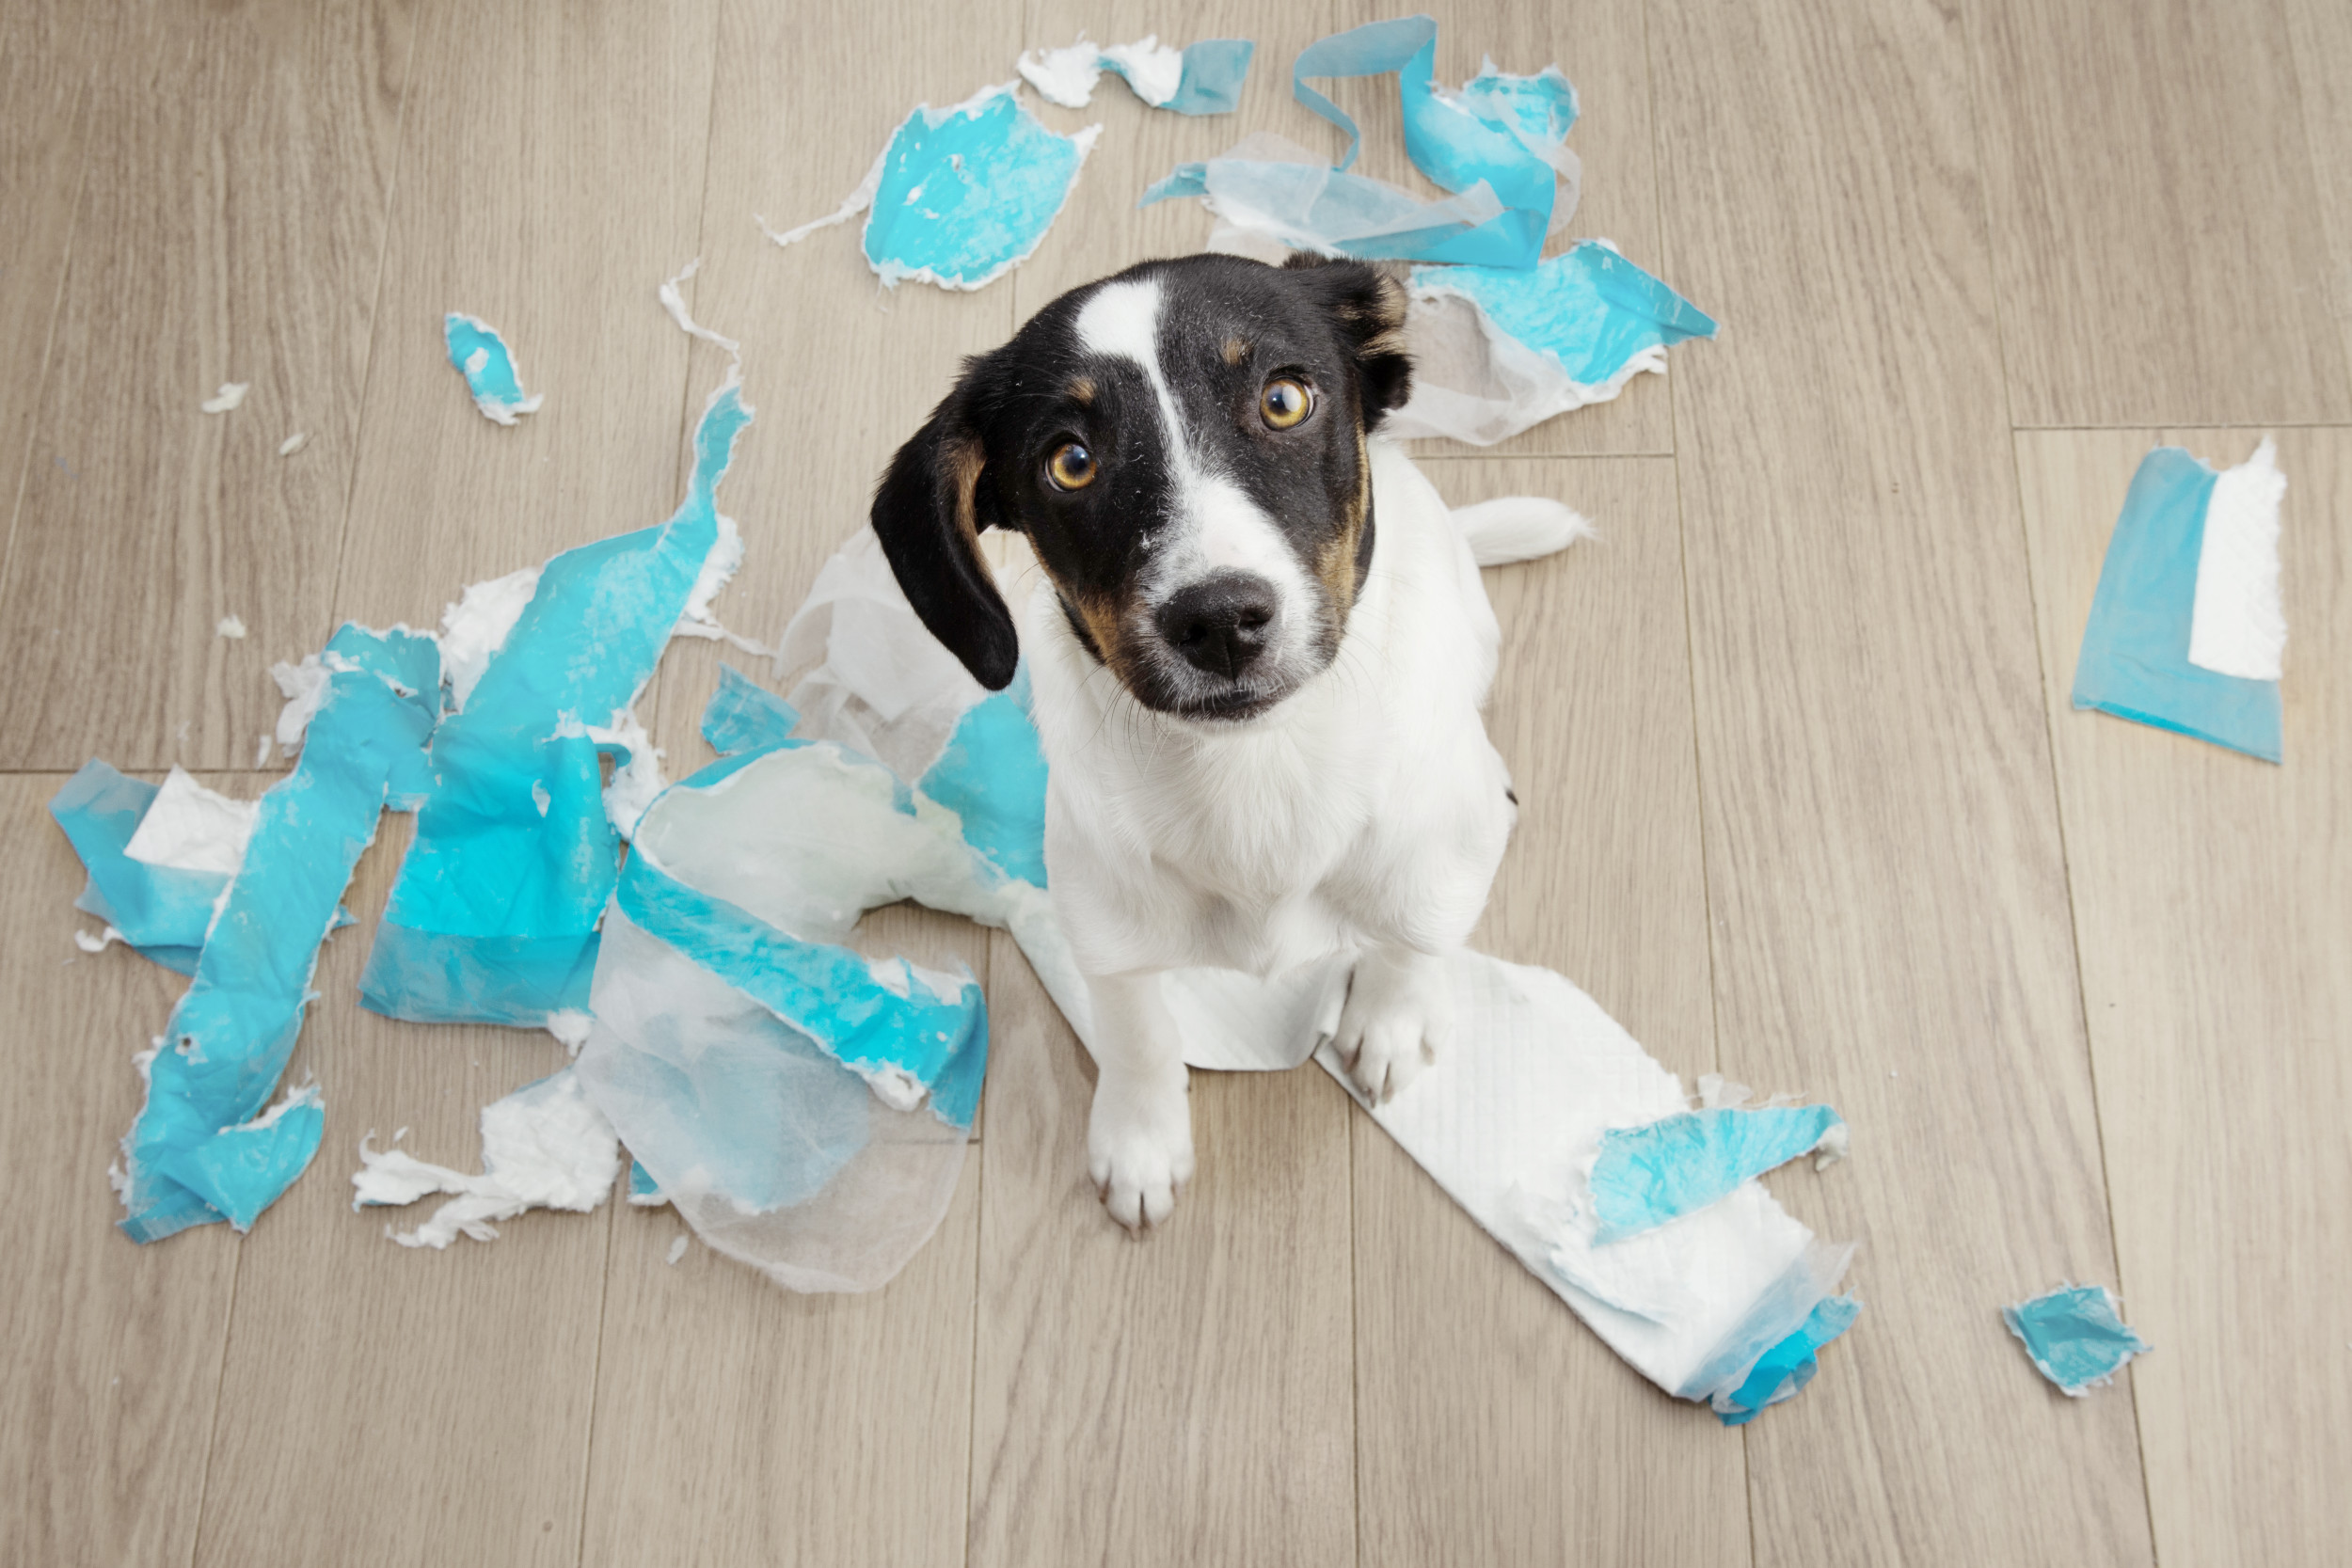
[1025,433,1587,1227]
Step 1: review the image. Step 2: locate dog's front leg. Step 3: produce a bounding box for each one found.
[1081,970,1194,1231]
[1334,944,1455,1103]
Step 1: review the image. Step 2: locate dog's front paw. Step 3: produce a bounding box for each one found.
[1086,1066,1194,1231]
[1333,950,1454,1104]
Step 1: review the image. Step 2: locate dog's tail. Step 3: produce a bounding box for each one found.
[1452,497,1597,566]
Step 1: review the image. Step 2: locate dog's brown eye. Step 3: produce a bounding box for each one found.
[1260,378,1311,430]
[1046,441,1096,491]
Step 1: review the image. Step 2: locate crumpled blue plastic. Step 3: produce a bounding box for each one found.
[51,762,228,974]
[1413,243,1718,387]
[116,625,440,1242]
[2073,447,2283,763]
[358,380,754,1026]
[1588,1104,1844,1243]
[1716,1294,1863,1425]
[2003,1284,2152,1394]
[914,666,1047,888]
[444,313,542,424]
[1142,18,1572,267]
[865,87,1093,291]
[1159,40,1255,116]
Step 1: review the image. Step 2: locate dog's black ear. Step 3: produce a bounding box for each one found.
[1282,254,1414,423]
[870,380,1019,690]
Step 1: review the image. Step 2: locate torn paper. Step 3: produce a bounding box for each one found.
[2003,1284,2151,1395]
[1018,35,1254,115]
[1584,1104,1844,1243]
[112,625,440,1240]
[359,375,753,1026]
[200,383,247,415]
[278,432,307,456]
[215,615,247,640]
[51,762,231,975]
[124,768,256,878]
[1386,242,1717,446]
[352,1069,619,1247]
[1142,19,1576,267]
[444,313,544,424]
[2074,442,2284,762]
[761,84,1098,292]
[2187,435,2286,681]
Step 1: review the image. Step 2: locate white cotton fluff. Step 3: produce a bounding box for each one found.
[350,1069,619,1248]
[1017,36,1106,106]
[1100,36,1185,106]
[200,382,247,414]
[437,564,543,712]
[2188,435,2288,682]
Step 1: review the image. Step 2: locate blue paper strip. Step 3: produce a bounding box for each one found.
[444,313,543,424]
[118,625,440,1241]
[2004,1285,2151,1394]
[864,87,1092,291]
[701,664,802,756]
[1716,1294,1863,1425]
[1163,40,1255,116]
[914,667,1048,888]
[2073,447,2283,762]
[1411,243,1718,387]
[1588,1104,1843,1243]
[51,762,227,973]
[360,381,753,1026]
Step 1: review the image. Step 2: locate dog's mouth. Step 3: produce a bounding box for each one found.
[1165,685,1283,723]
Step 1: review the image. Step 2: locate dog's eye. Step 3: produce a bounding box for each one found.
[1046,441,1096,491]
[1260,378,1312,430]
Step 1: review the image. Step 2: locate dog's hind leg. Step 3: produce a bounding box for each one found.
[1331,944,1456,1103]
[1082,970,1195,1232]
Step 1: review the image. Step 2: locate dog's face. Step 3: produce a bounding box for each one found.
[870,254,1413,721]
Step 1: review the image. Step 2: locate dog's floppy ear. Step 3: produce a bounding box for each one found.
[1282,254,1414,424]
[869,375,1019,690]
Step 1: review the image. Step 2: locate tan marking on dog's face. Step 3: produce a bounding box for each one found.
[942,433,986,548]
[1029,549,1144,679]
[1067,376,1095,405]
[1220,336,1249,367]
[1312,429,1373,628]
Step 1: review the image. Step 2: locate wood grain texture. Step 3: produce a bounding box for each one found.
[0,0,102,580]
[1645,0,2154,1561]
[191,807,616,1568]
[967,940,1356,1568]
[1331,0,1678,458]
[0,774,241,1568]
[2015,427,2352,1568]
[1351,456,1746,1568]
[2283,0,2352,390]
[0,0,420,772]
[1965,0,2352,427]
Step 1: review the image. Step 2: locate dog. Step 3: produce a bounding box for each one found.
[870,253,1585,1230]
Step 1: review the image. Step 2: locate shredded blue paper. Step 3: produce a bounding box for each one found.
[1412,243,1717,388]
[862,86,1095,291]
[52,763,228,974]
[358,378,754,1027]
[2074,447,2283,762]
[1161,40,1255,116]
[1588,1104,1844,1243]
[702,664,802,756]
[114,625,440,1241]
[444,313,543,425]
[914,667,1048,889]
[1716,1294,1863,1425]
[2004,1284,2151,1395]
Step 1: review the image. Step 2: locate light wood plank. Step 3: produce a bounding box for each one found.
[191,806,617,1568]
[1331,0,1677,458]
[0,0,102,576]
[0,774,241,1568]
[1352,456,1746,1567]
[2015,426,2352,1568]
[1965,0,2352,426]
[1645,0,2155,1561]
[0,0,421,772]
[967,939,1356,1568]
[2283,0,2352,388]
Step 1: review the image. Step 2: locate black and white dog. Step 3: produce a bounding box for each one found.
[872,254,1583,1229]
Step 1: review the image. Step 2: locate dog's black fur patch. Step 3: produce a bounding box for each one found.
[870,254,1413,706]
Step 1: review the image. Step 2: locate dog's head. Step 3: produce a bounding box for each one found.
[870,253,1412,721]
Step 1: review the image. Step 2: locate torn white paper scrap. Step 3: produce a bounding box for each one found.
[659,257,742,359]
[437,563,542,713]
[665,1233,689,1265]
[444,313,544,424]
[1099,36,1184,105]
[1017,37,1105,107]
[123,767,258,879]
[200,382,247,414]
[278,432,307,456]
[1017,35,1254,115]
[2187,435,2287,681]
[761,84,1098,292]
[351,1068,619,1247]
[215,615,247,640]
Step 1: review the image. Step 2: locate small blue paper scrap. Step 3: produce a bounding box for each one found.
[1163,40,1255,116]
[51,762,227,974]
[445,313,544,425]
[1588,1104,1843,1243]
[2073,446,2283,762]
[359,377,753,1027]
[865,86,1096,291]
[115,624,440,1241]
[701,664,801,756]
[1716,1294,1863,1425]
[2004,1284,2151,1395]
[1411,243,1718,389]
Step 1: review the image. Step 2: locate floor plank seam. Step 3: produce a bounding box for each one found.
[569,1199,624,1568]
[182,1241,248,1568]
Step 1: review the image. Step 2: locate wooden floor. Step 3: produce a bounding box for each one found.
[4,2,2345,1564]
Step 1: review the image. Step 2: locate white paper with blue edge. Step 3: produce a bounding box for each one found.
[686,522,1858,1418]
[1017,36,1254,116]
[2074,438,2286,762]
[761,84,1098,293]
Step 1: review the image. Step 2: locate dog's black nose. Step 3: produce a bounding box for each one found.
[1156,572,1279,679]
